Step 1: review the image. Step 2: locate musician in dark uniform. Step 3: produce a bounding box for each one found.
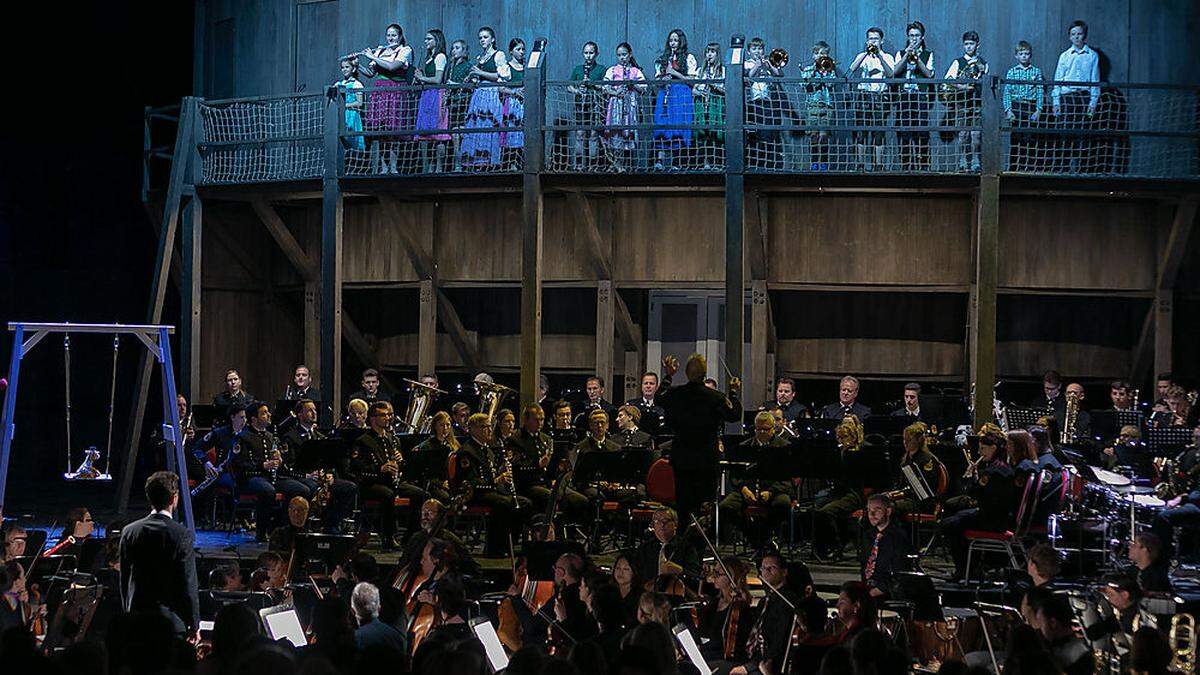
[890,383,927,422]
[860,494,912,598]
[1031,370,1066,419]
[613,404,654,452]
[347,368,392,405]
[411,410,458,503]
[193,404,274,541]
[280,399,357,533]
[1128,532,1171,593]
[507,403,555,513]
[658,354,743,525]
[237,400,321,541]
[449,413,525,555]
[119,471,199,637]
[550,400,579,445]
[345,401,427,550]
[894,422,944,517]
[771,377,808,424]
[269,495,312,553]
[626,371,667,436]
[939,425,1019,580]
[212,369,253,415]
[574,375,616,433]
[817,375,871,420]
[633,507,700,587]
[572,409,641,510]
[283,364,320,401]
[1060,382,1092,441]
[814,415,870,560]
[1151,425,1200,558]
[719,412,792,545]
[729,552,799,675]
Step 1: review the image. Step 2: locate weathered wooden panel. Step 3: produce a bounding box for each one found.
[199,290,303,403]
[998,340,1129,378]
[767,195,973,285]
[342,200,426,283]
[998,199,1156,290]
[376,333,596,370]
[775,338,963,376]
[612,196,725,282]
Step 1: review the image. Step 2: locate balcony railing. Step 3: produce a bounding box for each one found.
[191,75,1199,185]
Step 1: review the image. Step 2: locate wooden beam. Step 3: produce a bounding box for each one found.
[623,350,641,402]
[520,48,547,407]
[751,280,770,408]
[596,281,615,396]
[568,190,611,280]
[303,282,319,381]
[1130,197,1197,384]
[251,199,318,281]
[418,279,436,376]
[1156,197,1197,289]
[746,191,769,281]
[208,220,262,283]
[724,49,746,398]
[1154,290,1173,377]
[437,289,482,374]
[378,195,435,279]
[971,175,1000,428]
[181,196,202,405]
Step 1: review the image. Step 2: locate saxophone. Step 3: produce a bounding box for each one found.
[1061,391,1080,445]
[1170,613,1196,673]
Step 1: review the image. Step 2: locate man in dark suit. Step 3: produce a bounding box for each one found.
[860,494,912,598]
[352,581,409,655]
[817,375,872,420]
[658,354,743,525]
[119,471,199,637]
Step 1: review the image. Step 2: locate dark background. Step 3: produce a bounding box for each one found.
[0,2,195,513]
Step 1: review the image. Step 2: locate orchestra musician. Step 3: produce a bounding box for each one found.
[575,376,616,432]
[658,354,743,525]
[894,422,944,517]
[346,401,429,550]
[1128,532,1171,594]
[729,552,800,675]
[550,400,580,445]
[696,556,754,664]
[193,404,257,530]
[281,398,357,534]
[1150,424,1200,557]
[449,413,526,556]
[626,371,667,436]
[412,411,459,502]
[1062,382,1092,439]
[1,524,27,564]
[860,494,912,598]
[573,409,640,510]
[817,376,871,420]
[239,401,318,542]
[814,415,869,561]
[348,368,391,406]
[633,507,700,589]
[506,403,555,513]
[1032,370,1067,419]
[342,398,369,429]
[939,424,1019,581]
[268,495,310,553]
[450,402,471,437]
[613,405,654,452]
[771,377,808,424]
[283,364,319,401]
[1108,379,1134,411]
[351,581,409,657]
[890,382,926,422]
[212,369,253,415]
[718,411,792,545]
[0,560,43,634]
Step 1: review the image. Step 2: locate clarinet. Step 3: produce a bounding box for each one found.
[269,435,280,483]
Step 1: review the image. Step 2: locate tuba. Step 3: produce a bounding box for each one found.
[400,378,448,434]
[1061,391,1080,445]
[476,380,516,425]
[768,48,789,69]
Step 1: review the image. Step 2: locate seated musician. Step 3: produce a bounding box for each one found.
[347,368,392,405]
[268,496,310,553]
[253,551,288,596]
[1036,594,1093,675]
[634,507,700,589]
[814,415,869,561]
[697,556,754,664]
[1027,425,1063,470]
[1032,370,1067,418]
[1101,424,1142,470]
[345,401,429,550]
[860,494,911,598]
[341,398,369,430]
[283,364,319,401]
[281,398,357,533]
[351,581,409,658]
[519,552,591,651]
[718,412,792,545]
[894,422,944,517]
[575,376,616,432]
[208,564,244,592]
[771,377,808,425]
[613,552,644,625]
[1150,424,1200,557]
[212,368,254,415]
[1128,532,1171,594]
[56,506,96,560]
[614,404,654,452]
[817,375,871,420]
[574,409,641,511]
[1,524,27,564]
[587,583,630,653]
[1062,382,1092,440]
[791,595,836,675]
[550,399,580,445]
[637,591,672,627]
[938,424,1018,581]
[1107,380,1134,411]
[729,551,800,675]
[1025,542,1063,589]
[413,411,459,502]
[397,499,475,577]
[890,383,926,422]
[832,581,876,645]
[495,408,518,446]
[627,371,667,436]
[507,403,555,513]
[0,560,42,634]
[194,403,278,542]
[450,402,471,437]
[242,400,333,539]
[449,412,526,556]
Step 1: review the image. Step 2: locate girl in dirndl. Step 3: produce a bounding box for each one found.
[693,42,726,169]
[459,26,509,170]
[414,29,451,173]
[445,40,473,172]
[500,38,526,170]
[652,29,697,171]
[359,23,414,174]
[602,42,647,172]
[335,57,365,151]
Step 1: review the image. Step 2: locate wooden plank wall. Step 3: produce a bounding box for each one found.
[200,0,1198,97]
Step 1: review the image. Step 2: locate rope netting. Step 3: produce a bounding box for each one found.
[199,95,325,183]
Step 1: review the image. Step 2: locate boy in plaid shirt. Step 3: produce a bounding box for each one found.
[799,41,838,170]
[1003,41,1045,171]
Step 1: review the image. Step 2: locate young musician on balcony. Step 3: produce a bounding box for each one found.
[652,29,697,172]
[336,57,366,152]
[1052,20,1100,173]
[847,27,895,171]
[459,26,509,170]
[892,21,934,171]
[500,38,526,170]
[446,39,473,172]
[359,23,414,175]
[943,31,988,172]
[602,43,647,173]
[694,42,726,170]
[1003,41,1045,172]
[414,29,451,173]
[745,37,784,171]
[799,41,838,171]
[570,42,606,170]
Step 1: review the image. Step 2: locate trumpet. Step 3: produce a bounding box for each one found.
[815,54,836,75]
[866,43,880,55]
[768,48,789,70]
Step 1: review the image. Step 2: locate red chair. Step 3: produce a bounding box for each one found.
[628,459,677,545]
[963,471,1044,581]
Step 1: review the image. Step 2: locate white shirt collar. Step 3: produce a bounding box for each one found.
[151,509,173,518]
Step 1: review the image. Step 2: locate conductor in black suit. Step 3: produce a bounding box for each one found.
[658,354,742,525]
[119,470,200,637]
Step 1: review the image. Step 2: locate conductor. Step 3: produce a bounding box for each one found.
[659,354,743,525]
[119,470,200,637]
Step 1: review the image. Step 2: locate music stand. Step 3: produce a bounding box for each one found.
[294,438,351,474]
[42,584,104,652]
[573,449,653,487]
[891,572,944,622]
[291,533,357,580]
[200,590,274,621]
[1090,410,1144,444]
[864,415,913,441]
[1147,426,1194,452]
[1003,407,1045,431]
[19,554,77,585]
[899,463,935,502]
[792,418,840,439]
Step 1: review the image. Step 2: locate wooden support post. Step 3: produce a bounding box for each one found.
[304,283,319,382]
[971,75,1001,427]
[1154,290,1173,377]
[117,97,197,516]
[723,37,746,398]
[181,195,202,405]
[1130,197,1196,385]
[418,279,437,377]
[596,281,615,396]
[319,90,345,421]
[520,40,547,407]
[624,351,641,402]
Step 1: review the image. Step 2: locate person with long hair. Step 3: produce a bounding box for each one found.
[335,56,365,151]
[446,39,473,171]
[459,26,509,169]
[359,23,414,174]
[612,552,643,626]
[694,42,726,169]
[698,556,753,663]
[500,38,526,168]
[414,29,451,172]
[652,29,696,171]
[602,42,647,172]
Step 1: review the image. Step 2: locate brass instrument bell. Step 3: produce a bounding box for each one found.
[768,48,789,69]
[400,378,448,433]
